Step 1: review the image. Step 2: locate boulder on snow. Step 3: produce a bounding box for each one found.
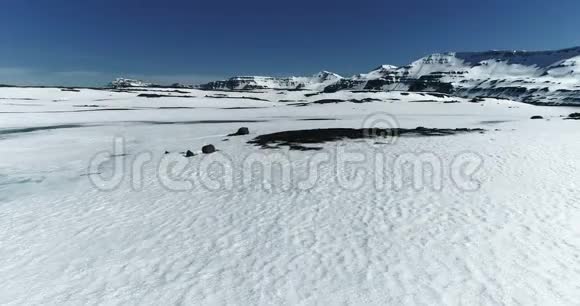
[202,145,216,154]
[185,150,195,157]
[228,127,250,136]
[530,116,544,120]
[568,112,580,119]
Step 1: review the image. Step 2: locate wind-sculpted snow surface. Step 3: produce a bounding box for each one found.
[0,87,579,305]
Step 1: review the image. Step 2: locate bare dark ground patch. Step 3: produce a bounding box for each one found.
[290,98,382,106]
[0,124,87,136]
[205,95,269,102]
[248,127,485,150]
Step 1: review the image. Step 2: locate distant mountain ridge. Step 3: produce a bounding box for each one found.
[110,78,192,89]
[199,46,580,105]
[197,71,343,91]
[110,78,153,88]
[115,46,580,105]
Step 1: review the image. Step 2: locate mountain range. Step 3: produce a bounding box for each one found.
[115,46,580,105]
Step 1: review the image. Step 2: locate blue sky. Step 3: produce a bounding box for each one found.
[1,0,579,86]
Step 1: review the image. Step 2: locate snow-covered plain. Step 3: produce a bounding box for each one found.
[0,87,579,305]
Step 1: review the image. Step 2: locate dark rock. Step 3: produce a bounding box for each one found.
[61,88,80,92]
[185,150,195,157]
[311,99,346,104]
[408,76,454,94]
[221,106,266,110]
[205,95,269,101]
[138,93,165,98]
[202,145,216,154]
[292,98,382,107]
[289,145,323,151]
[138,93,196,98]
[299,118,337,121]
[237,127,250,135]
[530,116,544,119]
[568,112,580,119]
[164,151,170,155]
[351,98,382,103]
[228,127,250,136]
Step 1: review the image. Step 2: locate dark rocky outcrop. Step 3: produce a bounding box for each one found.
[202,145,216,154]
[248,127,485,150]
[205,95,269,101]
[291,98,383,107]
[530,116,544,119]
[470,97,486,103]
[228,127,250,136]
[138,93,196,98]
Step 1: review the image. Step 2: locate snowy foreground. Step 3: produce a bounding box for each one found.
[0,87,579,305]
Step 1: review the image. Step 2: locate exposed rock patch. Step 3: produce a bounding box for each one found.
[205,95,269,101]
[291,98,382,107]
[138,93,196,98]
[249,127,485,150]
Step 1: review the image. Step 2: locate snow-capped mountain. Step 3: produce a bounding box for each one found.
[110,78,153,88]
[198,71,342,91]
[199,47,580,105]
[337,47,580,105]
[109,78,192,89]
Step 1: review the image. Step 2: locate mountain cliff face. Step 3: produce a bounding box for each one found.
[198,47,580,105]
[323,47,580,105]
[110,78,153,88]
[109,78,192,89]
[198,71,342,91]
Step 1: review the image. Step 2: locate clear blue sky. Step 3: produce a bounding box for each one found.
[1,0,579,86]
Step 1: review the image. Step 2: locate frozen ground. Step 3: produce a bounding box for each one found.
[0,87,579,305]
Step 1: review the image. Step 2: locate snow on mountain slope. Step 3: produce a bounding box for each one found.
[198,71,342,91]
[198,47,580,105]
[456,47,580,68]
[545,55,580,78]
[344,47,580,105]
[110,78,153,88]
[354,65,399,80]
